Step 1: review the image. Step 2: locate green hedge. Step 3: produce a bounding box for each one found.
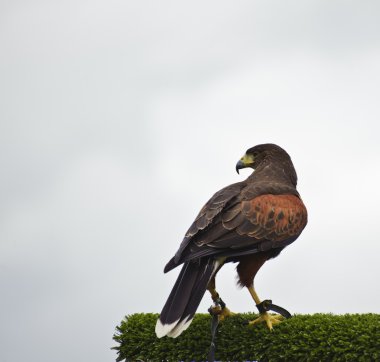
[113,313,380,361]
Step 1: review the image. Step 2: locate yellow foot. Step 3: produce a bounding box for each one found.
[209,305,236,321]
[248,312,284,330]
[218,306,235,322]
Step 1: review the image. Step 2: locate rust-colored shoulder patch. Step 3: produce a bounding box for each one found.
[223,194,307,241]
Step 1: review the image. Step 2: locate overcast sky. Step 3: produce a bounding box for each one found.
[1,1,380,361]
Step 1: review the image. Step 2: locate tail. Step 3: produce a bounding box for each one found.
[155,258,218,338]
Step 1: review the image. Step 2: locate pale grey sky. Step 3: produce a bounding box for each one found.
[1,1,380,361]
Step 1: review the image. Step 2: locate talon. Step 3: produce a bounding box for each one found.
[218,306,235,321]
[248,312,284,330]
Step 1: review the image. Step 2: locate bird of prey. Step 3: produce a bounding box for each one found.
[155,143,307,338]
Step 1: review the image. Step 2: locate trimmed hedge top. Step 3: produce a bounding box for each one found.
[113,313,380,361]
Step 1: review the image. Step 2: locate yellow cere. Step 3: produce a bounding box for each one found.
[241,153,255,166]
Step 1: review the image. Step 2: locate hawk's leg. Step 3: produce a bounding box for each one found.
[207,277,235,321]
[247,285,283,330]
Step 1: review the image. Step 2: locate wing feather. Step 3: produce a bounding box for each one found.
[170,184,307,268]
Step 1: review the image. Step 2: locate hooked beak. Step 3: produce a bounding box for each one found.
[235,153,255,174]
[235,160,244,174]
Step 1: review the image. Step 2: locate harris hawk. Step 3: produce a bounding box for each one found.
[156,143,307,338]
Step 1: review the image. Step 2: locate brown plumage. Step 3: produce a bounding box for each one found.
[156,143,307,338]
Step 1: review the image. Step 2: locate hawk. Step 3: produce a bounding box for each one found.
[156,143,308,338]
